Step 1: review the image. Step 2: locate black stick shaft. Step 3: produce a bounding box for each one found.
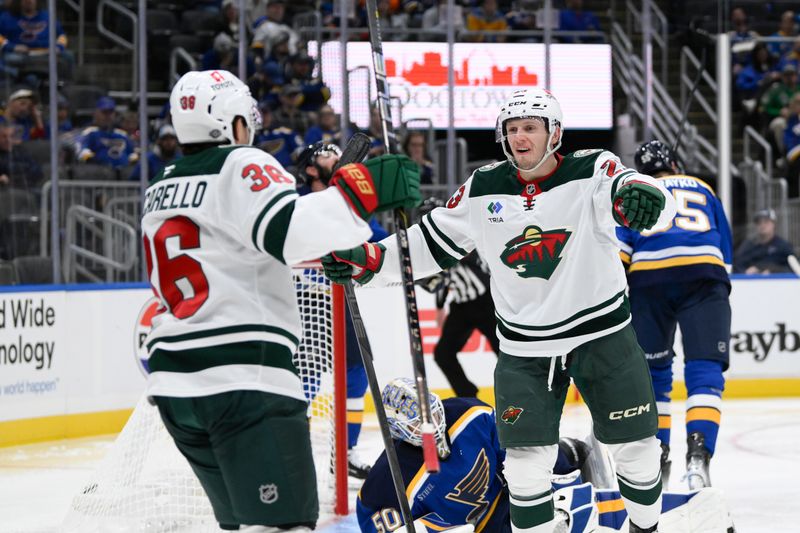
[364,0,439,473]
[332,136,415,526]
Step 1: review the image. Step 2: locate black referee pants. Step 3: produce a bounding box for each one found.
[433,292,500,397]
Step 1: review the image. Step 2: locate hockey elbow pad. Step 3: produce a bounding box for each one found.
[330,154,421,219]
[612,180,666,231]
[321,242,385,285]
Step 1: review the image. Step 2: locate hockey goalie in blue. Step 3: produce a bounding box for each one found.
[356,378,735,533]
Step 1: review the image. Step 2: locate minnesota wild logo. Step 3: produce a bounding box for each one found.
[501,406,524,425]
[500,225,571,279]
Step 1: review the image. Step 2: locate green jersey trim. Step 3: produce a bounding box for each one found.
[251,189,297,252]
[610,170,635,201]
[148,340,297,375]
[423,213,468,257]
[151,145,246,184]
[146,324,300,352]
[496,289,626,333]
[496,294,629,342]
[263,201,295,264]
[419,219,460,270]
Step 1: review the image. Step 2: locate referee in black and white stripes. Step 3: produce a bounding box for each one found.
[418,198,500,397]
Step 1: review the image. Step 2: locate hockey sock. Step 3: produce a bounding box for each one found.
[346,365,368,446]
[616,473,662,530]
[509,489,555,532]
[650,362,673,449]
[684,359,725,455]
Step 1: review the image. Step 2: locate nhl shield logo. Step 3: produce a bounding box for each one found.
[259,483,279,504]
[526,183,536,196]
[501,406,524,425]
[500,225,572,279]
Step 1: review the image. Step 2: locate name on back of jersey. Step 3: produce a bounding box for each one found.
[143,179,208,216]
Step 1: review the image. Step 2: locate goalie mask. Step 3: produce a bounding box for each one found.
[382,378,450,459]
[295,141,342,186]
[495,88,563,173]
[170,70,261,146]
[634,140,682,176]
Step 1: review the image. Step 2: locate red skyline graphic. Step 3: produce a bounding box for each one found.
[385,52,538,87]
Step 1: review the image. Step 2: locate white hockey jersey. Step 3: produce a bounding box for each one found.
[140,145,371,399]
[375,150,676,357]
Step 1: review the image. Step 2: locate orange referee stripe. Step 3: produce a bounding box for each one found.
[686,407,721,424]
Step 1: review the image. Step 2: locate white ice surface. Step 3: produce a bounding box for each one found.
[1,398,798,532]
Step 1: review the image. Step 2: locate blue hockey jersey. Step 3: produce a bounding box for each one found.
[616,175,733,288]
[75,126,138,168]
[356,397,509,533]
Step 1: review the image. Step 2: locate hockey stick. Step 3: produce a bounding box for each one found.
[365,0,440,474]
[332,133,416,527]
[672,47,707,158]
[788,254,800,277]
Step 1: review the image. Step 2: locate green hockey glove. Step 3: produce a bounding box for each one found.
[612,180,666,231]
[321,242,386,285]
[330,154,421,219]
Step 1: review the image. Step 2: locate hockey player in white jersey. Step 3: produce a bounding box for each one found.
[323,88,677,533]
[140,70,420,532]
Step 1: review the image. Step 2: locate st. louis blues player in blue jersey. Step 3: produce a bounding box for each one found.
[357,378,590,533]
[616,140,733,492]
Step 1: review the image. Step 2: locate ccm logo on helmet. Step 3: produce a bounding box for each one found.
[609,403,651,420]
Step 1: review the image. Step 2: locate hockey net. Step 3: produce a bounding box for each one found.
[62,264,348,532]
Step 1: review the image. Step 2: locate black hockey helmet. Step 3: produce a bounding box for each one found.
[295,141,342,186]
[634,140,681,176]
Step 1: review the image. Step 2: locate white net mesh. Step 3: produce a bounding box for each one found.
[62,266,342,532]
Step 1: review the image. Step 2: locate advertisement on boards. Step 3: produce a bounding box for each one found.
[310,41,613,130]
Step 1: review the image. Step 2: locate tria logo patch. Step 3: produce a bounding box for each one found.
[487,201,503,214]
[501,406,524,425]
[259,483,279,504]
[500,225,571,279]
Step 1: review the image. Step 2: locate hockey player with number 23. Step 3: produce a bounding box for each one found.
[323,88,677,533]
[139,70,420,532]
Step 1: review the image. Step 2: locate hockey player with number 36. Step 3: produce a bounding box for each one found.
[323,88,677,533]
[140,70,420,532]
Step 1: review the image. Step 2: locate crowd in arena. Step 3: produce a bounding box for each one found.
[0,0,797,278]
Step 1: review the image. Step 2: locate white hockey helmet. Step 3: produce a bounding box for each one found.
[170,70,261,146]
[382,377,450,459]
[495,88,563,172]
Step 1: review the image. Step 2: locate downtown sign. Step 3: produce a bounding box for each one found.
[309,41,612,130]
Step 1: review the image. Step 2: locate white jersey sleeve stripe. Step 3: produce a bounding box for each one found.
[421,215,467,262]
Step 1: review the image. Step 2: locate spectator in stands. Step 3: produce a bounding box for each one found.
[251,0,300,59]
[728,7,760,76]
[258,30,292,86]
[777,36,800,73]
[736,42,779,123]
[402,130,434,185]
[767,10,797,60]
[75,97,138,169]
[421,0,465,41]
[304,104,343,147]
[254,101,303,169]
[760,63,799,133]
[128,125,182,183]
[272,83,312,135]
[284,52,330,113]
[507,0,539,43]
[783,92,800,196]
[0,124,42,190]
[0,0,69,86]
[2,88,44,142]
[202,32,256,78]
[119,110,140,145]
[247,60,282,104]
[465,0,508,43]
[216,0,245,40]
[558,0,602,43]
[734,209,796,274]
